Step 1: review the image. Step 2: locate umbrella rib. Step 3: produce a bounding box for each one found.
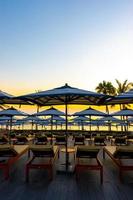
[34,96,65,105]
[14,97,40,106]
[63,95,99,104]
[83,96,99,104]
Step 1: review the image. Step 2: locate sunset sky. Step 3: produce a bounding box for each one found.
[0,0,133,98]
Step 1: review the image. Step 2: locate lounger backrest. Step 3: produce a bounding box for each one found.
[55,136,66,143]
[16,136,28,143]
[113,147,133,159]
[75,136,85,142]
[94,136,105,143]
[114,137,126,145]
[76,146,100,158]
[36,135,47,142]
[29,145,54,157]
[0,145,18,157]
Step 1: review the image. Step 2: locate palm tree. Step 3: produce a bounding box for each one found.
[115,79,133,109]
[115,79,133,94]
[96,81,116,95]
[95,81,116,113]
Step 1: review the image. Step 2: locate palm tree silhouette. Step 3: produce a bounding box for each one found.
[115,79,133,109]
[95,81,116,113]
[115,79,133,94]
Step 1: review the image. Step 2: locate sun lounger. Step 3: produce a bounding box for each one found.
[15,135,34,145]
[0,144,28,180]
[94,136,106,146]
[34,135,48,145]
[114,137,127,146]
[26,145,59,182]
[55,135,66,145]
[103,146,133,182]
[74,136,85,145]
[75,146,103,184]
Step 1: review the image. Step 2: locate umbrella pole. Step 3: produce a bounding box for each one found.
[89,116,92,132]
[51,115,53,145]
[9,116,12,145]
[35,106,39,131]
[81,121,84,130]
[65,102,68,171]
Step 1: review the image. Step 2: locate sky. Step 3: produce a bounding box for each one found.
[0,0,133,97]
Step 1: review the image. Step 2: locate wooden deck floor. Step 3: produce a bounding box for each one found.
[0,150,133,200]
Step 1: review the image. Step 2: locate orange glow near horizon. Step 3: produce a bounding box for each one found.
[3,104,123,116]
[0,82,64,96]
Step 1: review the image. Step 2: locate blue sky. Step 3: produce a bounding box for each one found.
[0,0,133,95]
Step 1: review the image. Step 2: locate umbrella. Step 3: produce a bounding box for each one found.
[35,107,65,131]
[73,107,108,116]
[34,107,65,142]
[0,90,32,105]
[49,115,65,121]
[0,116,13,121]
[72,116,89,121]
[111,108,133,116]
[19,115,46,129]
[83,120,108,130]
[15,83,110,171]
[105,89,133,105]
[72,116,89,130]
[35,107,64,116]
[47,116,65,130]
[0,107,28,143]
[111,109,133,131]
[98,116,123,131]
[73,107,108,131]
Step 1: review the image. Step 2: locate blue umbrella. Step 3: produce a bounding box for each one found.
[73,107,108,131]
[14,84,110,171]
[0,107,28,143]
